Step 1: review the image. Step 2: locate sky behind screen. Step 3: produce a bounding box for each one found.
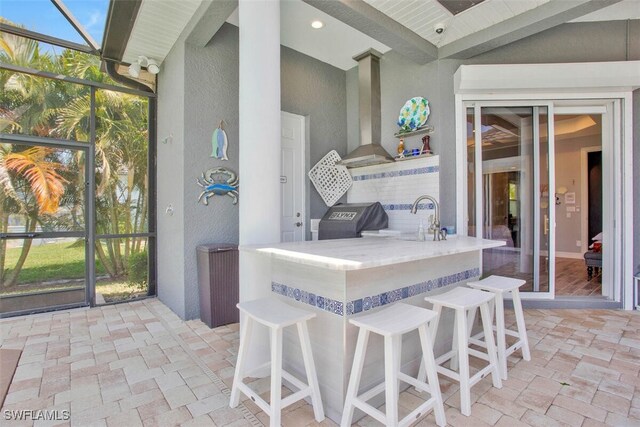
[1,0,109,46]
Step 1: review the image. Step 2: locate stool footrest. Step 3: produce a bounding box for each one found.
[469,366,493,387]
[281,369,312,409]
[469,336,487,348]
[236,382,271,414]
[436,365,461,382]
[472,327,521,340]
[506,341,523,357]
[354,373,439,426]
[399,398,439,427]
[281,387,312,408]
[471,330,523,346]
[358,383,386,403]
[470,333,524,360]
[436,361,493,388]
[398,372,433,395]
[468,348,489,361]
[235,369,314,414]
[505,329,520,338]
[352,398,387,425]
[435,349,456,365]
[282,370,307,392]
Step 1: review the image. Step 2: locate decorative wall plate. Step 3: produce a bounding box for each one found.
[308,150,352,207]
[397,97,430,132]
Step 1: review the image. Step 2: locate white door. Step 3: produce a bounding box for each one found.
[280,112,305,242]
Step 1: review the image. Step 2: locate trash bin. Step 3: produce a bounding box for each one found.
[197,244,239,328]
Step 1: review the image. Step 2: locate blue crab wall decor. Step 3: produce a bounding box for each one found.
[196,167,239,205]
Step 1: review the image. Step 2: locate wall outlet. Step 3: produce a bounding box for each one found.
[576,240,582,247]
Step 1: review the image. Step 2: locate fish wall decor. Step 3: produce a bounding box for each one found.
[211,120,229,160]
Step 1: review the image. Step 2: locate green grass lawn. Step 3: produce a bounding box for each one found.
[2,241,104,285]
[2,241,148,302]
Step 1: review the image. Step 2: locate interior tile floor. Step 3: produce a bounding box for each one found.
[554,257,602,297]
[1,298,638,427]
[484,250,602,296]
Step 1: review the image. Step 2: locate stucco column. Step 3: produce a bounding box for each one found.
[238,0,281,372]
[238,0,281,246]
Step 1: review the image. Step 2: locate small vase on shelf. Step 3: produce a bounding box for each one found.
[421,135,432,155]
[397,138,405,158]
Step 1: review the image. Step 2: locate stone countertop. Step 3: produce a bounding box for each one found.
[240,236,505,271]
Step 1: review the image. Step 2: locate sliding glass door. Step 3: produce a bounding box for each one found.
[467,103,555,297]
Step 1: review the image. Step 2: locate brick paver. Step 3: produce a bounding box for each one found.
[1,299,638,426]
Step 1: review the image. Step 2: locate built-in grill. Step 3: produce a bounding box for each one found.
[318,202,388,240]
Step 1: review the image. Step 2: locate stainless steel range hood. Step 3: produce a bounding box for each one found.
[338,49,395,168]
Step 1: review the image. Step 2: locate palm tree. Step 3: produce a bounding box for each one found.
[5,147,67,214]
[0,21,70,288]
[1,24,150,289]
[91,90,149,279]
[0,147,67,287]
[0,19,59,138]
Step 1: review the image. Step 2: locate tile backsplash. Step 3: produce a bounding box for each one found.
[347,155,440,233]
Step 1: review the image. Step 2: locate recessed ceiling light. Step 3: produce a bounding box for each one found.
[311,20,324,29]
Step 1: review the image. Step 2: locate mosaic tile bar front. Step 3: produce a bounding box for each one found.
[271,267,480,317]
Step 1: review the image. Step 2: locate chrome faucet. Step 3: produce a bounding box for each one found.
[410,195,446,241]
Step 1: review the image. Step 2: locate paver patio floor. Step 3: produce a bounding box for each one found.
[1,298,639,426]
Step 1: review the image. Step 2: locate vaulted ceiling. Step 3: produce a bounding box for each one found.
[363,0,550,47]
[105,0,639,72]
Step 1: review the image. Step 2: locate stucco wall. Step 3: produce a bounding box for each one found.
[157,39,186,319]
[280,45,348,234]
[157,23,348,319]
[182,24,241,320]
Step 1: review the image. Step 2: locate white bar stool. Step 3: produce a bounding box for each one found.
[230,297,324,427]
[341,303,446,427]
[420,287,502,417]
[466,275,531,380]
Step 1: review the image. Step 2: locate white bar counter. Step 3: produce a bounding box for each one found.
[239,235,504,422]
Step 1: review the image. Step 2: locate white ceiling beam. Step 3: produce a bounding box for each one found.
[439,0,624,59]
[302,0,438,64]
[186,0,238,47]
